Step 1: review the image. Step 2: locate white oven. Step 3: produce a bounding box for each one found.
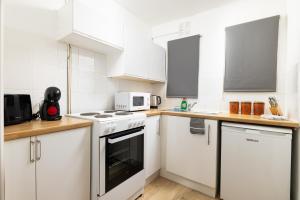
[68,111,146,200]
[115,92,150,111]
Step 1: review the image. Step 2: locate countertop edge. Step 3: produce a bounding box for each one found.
[4,117,93,141]
[145,110,299,129]
[6,110,297,142]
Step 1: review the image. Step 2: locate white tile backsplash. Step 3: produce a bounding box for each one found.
[71,47,153,113]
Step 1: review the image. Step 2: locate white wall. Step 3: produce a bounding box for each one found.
[0,0,4,198]
[286,0,300,198]
[3,0,153,115]
[152,1,300,199]
[286,0,300,121]
[152,0,288,114]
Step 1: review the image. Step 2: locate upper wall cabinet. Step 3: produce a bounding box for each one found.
[148,43,166,82]
[224,16,280,92]
[107,11,166,83]
[57,0,124,54]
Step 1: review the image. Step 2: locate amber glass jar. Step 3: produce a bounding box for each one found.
[253,102,265,115]
[241,102,252,115]
[229,101,239,114]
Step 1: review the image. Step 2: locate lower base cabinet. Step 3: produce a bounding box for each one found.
[162,116,218,190]
[4,127,91,200]
[5,137,36,200]
[145,116,161,179]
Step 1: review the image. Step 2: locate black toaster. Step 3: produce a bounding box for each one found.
[4,94,33,126]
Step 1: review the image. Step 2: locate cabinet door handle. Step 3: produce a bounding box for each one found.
[35,140,41,161]
[207,124,211,146]
[156,119,160,135]
[30,141,35,163]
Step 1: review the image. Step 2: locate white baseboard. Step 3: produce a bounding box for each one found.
[160,168,217,198]
[145,170,160,185]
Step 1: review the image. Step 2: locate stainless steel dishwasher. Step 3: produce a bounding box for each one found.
[221,122,292,200]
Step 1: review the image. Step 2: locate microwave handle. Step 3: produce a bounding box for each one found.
[108,131,144,144]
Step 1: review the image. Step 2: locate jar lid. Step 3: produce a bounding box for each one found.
[241,101,252,103]
[254,101,265,104]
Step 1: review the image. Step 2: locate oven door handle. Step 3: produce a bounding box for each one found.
[108,131,144,144]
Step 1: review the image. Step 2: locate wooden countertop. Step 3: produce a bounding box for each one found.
[143,109,162,117]
[4,117,93,141]
[5,110,297,141]
[144,109,299,128]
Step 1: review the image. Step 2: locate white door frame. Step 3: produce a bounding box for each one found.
[0,0,4,199]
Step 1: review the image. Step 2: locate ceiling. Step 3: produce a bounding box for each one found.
[114,0,237,26]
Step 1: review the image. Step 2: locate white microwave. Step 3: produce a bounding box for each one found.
[115,92,150,111]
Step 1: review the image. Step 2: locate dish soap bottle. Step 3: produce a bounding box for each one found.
[181,98,188,111]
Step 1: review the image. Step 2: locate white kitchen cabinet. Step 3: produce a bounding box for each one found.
[58,0,165,82]
[162,116,218,189]
[36,128,90,200]
[57,0,124,54]
[4,128,90,200]
[4,137,36,200]
[107,11,166,83]
[147,43,166,82]
[145,116,161,178]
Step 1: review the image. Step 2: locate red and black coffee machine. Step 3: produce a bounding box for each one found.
[39,87,62,121]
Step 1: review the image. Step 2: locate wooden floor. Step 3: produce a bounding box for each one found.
[137,177,216,200]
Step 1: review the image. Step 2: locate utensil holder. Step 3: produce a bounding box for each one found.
[270,106,283,116]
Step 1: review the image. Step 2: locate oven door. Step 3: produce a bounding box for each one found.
[102,126,144,194]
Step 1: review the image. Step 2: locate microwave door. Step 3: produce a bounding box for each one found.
[132,96,145,111]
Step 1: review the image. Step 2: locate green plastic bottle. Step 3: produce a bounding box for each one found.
[181,98,188,111]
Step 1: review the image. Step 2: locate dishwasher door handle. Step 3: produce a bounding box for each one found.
[246,138,259,143]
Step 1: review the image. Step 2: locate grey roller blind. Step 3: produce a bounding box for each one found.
[167,35,200,98]
[224,15,280,92]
